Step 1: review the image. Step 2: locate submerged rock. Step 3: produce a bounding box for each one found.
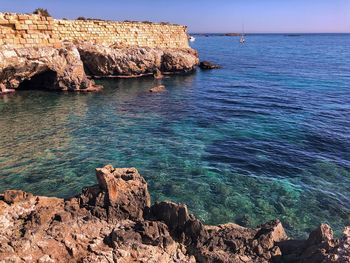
[77,42,199,77]
[199,60,221,69]
[0,165,348,262]
[149,85,166,93]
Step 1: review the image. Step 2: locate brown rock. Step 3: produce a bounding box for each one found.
[257,220,288,250]
[1,165,349,263]
[77,42,199,77]
[93,165,151,221]
[150,201,190,233]
[199,60,221,69]
[306,223,334,246]
[0,44,100,92]
[149,85,166,93]
[134,221,174,247]
[3,190,33,204]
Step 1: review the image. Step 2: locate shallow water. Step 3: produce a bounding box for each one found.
[1,34,349,238]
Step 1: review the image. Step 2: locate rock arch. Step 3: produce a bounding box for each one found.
[18,70,58,90]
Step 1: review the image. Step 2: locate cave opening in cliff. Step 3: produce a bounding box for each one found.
[18,70,58,90]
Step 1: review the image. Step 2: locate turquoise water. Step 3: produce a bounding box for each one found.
[1,34,350,238]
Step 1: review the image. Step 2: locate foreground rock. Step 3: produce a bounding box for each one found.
[199,61,221,69]
[0,165,349,262]
[0,44,100,92]
[77,42,199,77]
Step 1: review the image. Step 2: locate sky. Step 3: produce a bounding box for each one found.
[0,0,349,33]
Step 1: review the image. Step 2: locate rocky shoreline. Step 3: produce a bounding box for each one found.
[0,165,349,263]
[0,42,199,94]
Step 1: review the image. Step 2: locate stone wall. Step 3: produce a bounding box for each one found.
[0,13,190,49]
[0,13,58,48]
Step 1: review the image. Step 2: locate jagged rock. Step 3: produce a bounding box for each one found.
[278,224,347,263]
[306,223,334,246]
[199,61,221,69]
[77,42,199,77]
[3,190,33,204]
[0,165,349,263]
[255,220,288,250]
[150,85,166,93]
[0,44,100,92]
[150,202,191,233]
[80,165,151,221]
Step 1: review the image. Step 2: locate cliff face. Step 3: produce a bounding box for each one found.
[0,12,198,94]
[0,42,199,93]
[77,43,199,77]
[0,44,100,92]
[0,165,349,263]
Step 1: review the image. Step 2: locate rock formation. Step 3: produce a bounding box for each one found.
[0,42,199,94]
[0,43,100,92]
[1,165,349,262]
[77,42,199,77]
[199,61,221,70]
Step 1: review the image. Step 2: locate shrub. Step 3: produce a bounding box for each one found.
[76,17,87,20]
[33,8,51,17]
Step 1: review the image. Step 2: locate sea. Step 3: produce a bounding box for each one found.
[0,34,349,238]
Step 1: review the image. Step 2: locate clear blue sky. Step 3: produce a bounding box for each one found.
[1,0,349,33]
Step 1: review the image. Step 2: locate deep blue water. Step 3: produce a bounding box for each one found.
[0,34,349,238]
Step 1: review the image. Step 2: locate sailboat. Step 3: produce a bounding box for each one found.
[239,25,246,44]
[240,34,245,44]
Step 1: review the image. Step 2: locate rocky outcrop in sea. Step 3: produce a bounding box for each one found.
[78,42,199,77]
[0,165,349,263]
[0,42,199,94]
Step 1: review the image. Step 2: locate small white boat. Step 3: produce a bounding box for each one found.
[240,24,246,44]
[240,34,245,44]
[189,36,196,42]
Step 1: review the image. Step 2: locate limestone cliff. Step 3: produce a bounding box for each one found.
[0,44,100,92]
[0,165,349,263]
[0,43,199,93]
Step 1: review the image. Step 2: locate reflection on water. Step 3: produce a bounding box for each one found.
[1,35,350,238]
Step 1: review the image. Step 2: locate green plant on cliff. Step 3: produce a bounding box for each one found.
[33,8,51,17]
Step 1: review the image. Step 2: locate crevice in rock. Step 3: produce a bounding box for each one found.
[17,70,57,90]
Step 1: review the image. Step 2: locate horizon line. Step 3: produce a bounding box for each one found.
[190,32,350,35]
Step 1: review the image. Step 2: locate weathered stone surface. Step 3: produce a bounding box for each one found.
[77,42,199,77]
[3,190,33,204]
[1,165,349,263]
[306,223,334,246]
[97,165,150,220]
[0,44,100,92]
[199,60,221,69]
[0,12,190,49]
